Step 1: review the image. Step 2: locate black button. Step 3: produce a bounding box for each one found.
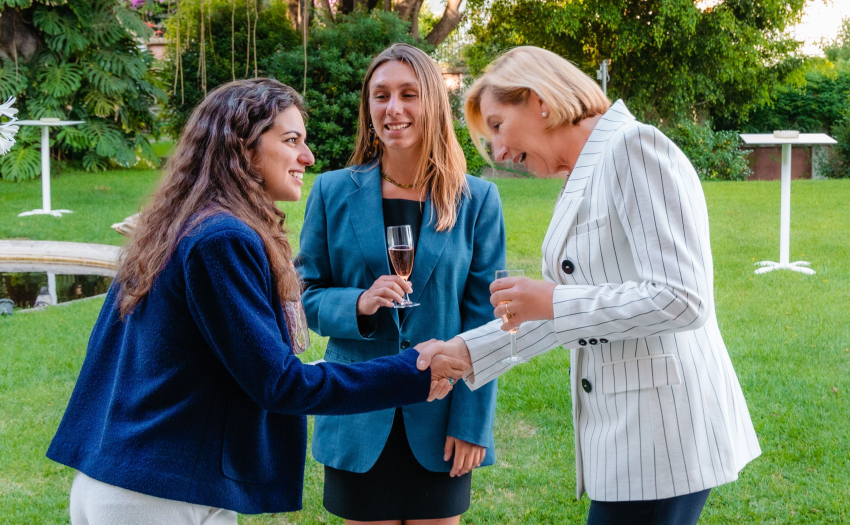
[561,259,575,275]
[578,339,588,346]
[400,340,411,349]
[582,379,592,393]
[589,338,598,345]
[600,338,609,344]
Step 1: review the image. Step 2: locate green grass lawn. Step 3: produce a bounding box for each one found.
[1,172,849,524]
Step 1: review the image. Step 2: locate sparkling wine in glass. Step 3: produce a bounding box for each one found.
[387,225,419,308]
[495,269,528,365]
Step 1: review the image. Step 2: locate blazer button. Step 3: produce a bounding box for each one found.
[578,339,588,346]
[582,379,592,393]
[589,338,598,345]
[600,338,609,344]
[400,340,411,349]
[561,259,575,275]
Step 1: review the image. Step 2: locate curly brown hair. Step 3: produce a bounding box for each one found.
[116,78,303,318]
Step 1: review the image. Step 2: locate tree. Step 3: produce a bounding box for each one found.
[464,0,808,125]
[330,0,464,46]
[0,0,164,181]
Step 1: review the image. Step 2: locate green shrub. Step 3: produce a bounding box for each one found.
[161,0,300,137]
[666,122,752,181]
[264,10,428,172]
[0,0,164,181]
[453,120,485,177]
[819,112,850,179]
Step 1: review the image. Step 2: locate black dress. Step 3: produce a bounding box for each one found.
[322,198,472,521]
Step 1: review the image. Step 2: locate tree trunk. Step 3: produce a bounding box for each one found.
[425,0,463,47]
[319,0,335,23]
[394,0,422,21]
[287,0,300,30]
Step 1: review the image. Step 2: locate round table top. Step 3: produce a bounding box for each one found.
[15,120,85,127]
[739,133,837,146]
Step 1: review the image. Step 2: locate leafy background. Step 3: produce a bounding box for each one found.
[0,0,165,181]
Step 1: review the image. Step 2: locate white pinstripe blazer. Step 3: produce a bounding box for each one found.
[461,101,761,502]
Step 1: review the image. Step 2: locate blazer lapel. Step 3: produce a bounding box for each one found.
[542,100,637,282]
[405,195,450,320]
[347,165,391,282]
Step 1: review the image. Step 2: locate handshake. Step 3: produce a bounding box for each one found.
[417,337,473,402]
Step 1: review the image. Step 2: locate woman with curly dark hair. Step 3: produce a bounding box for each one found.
[47,78,466,525]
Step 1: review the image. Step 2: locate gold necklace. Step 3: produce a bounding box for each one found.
[382,172,415,189]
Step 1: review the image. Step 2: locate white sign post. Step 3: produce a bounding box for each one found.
[15,119,85,217]
[739,133,837,275]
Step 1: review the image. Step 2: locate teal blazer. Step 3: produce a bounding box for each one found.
[297,163,504,473]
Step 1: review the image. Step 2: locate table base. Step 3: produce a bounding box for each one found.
[18,209,73,218]
[754,261,815,275]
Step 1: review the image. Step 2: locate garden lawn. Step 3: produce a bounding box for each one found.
[1,173,849,524]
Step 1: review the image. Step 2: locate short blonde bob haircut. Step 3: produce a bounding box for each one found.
[350,44,468,232]
[464,46,611,163]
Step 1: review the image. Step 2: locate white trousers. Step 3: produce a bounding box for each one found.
[70,471,238,525]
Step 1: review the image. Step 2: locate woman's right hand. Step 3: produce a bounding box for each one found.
[426,353,468,402]
[356,275,412,316]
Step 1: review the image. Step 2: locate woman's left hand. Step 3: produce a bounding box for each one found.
[444,436,486,477]
[490,276,557,332]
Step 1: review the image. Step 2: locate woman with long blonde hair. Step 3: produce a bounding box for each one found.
[298,44,505,524]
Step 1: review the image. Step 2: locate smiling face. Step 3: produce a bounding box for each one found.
[254,106,315,202]
[479,88,564,177]
[368,60,424,153]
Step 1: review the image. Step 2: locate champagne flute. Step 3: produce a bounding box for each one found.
[387,225,419,308]
[495,269,528,365]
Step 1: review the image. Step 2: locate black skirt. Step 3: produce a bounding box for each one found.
[323,408,472,521]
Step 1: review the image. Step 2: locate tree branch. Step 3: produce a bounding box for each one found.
[425,0,464,47]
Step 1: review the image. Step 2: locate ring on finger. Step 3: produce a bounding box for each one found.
[448,378,455,385]
[504,303,513,320]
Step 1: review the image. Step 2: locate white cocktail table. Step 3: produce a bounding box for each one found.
[15,119,85,217]
[740,133,837,275]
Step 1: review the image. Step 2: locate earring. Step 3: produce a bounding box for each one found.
[542,112,548,117]
[367,122,380,159]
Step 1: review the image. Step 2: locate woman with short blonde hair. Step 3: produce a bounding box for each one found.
[298,43,505,524]
[417,46,761,525]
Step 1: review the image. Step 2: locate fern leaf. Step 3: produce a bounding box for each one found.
[0,144,41,182]
[37,62,83,98]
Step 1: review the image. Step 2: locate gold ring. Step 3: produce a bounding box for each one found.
[504,303,513,318]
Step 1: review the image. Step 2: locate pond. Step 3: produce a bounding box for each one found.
[0,263,114,310]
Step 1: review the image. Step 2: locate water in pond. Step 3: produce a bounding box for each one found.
[0,272,113,309]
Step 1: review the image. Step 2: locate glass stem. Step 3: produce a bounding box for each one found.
[510,333,517,359]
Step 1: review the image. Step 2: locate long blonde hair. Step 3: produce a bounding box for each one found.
[349,44,467,232]
[465,46,611,163]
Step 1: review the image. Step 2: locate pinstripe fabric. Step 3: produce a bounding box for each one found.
[460,101,761,502]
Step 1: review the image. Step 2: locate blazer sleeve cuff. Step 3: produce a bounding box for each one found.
[318,287,378,341]
[460,319,512,391]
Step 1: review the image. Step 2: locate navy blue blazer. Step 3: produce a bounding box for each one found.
[47,214,433,514]
[297,164,505,473]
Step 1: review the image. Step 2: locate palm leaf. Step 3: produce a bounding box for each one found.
[37,62,83,98]
[82,151,109,172]
[0,0,32,7]
[56,125,90,150]
[0,144,41,182]
[88,9,126,46]
[92,50,146,79]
